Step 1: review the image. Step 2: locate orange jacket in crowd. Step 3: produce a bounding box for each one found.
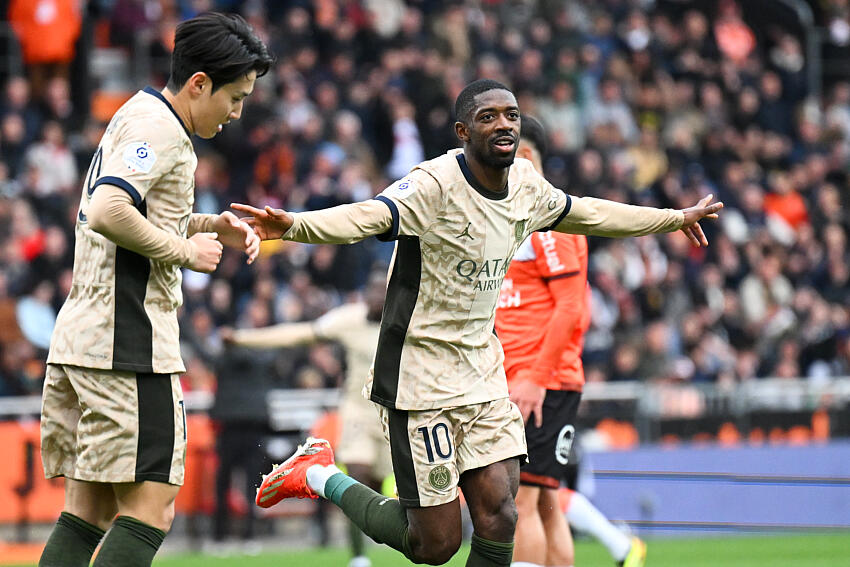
[8,0,82,65]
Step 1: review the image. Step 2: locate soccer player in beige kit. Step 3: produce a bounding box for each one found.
[222,271,392,567]
[235,79,721,567]
[39,13,272,567]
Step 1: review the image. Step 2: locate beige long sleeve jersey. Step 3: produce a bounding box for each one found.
[49,87,214,374]
[282,149,683,410]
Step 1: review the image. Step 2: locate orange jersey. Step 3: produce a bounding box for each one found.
[496,231,590,391]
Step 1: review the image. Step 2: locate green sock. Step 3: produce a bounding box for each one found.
[326,474,415,560]
[465,533,514,567]
[348,519,366,557]
[91,516,166,567]
[39,512,106,567]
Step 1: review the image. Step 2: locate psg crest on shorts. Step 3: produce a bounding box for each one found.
[428,465,451,490]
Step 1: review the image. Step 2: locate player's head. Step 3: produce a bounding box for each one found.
[167,12,274,138]
[517,115,547,174]
[454,79,520,169]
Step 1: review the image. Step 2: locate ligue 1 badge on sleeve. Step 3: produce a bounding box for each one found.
[123,141,157,173]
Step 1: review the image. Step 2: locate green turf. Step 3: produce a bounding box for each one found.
[6,532,848,566]
[142,533,849,567]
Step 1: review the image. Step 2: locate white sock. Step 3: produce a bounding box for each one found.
[305,464,343,499]
[565,491,632,561]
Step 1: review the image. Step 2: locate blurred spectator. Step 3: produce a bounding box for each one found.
[7,0,81,101]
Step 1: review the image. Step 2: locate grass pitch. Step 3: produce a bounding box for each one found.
[146,532,849,567]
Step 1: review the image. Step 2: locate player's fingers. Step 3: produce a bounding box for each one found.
[691,222,708,246]
[702,202,723,218]
[265,206,288,220]
[534,404,543,428]
[682,225,700,247]
[231,203,265,216]
[697,193,714,208]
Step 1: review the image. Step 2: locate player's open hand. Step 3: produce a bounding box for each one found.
[510,373,546,428]
[230,203,294,240]
[680,194,723,247]
[187,232,223,273]
[212,211,260,264]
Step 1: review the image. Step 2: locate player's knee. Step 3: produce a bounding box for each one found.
[408,531,461,565]
[160,501,176,532]
[515,489,539,517]
[474,492,518,540]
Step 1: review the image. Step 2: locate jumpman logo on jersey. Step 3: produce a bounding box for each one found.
[457,222,474,240]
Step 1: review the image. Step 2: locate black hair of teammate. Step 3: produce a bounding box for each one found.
[520,115,548,160]
[167,12,274,93]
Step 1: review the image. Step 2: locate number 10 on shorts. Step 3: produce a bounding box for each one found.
[418,423,453,462]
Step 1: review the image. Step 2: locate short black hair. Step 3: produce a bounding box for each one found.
[520,115,547,158]
[167,12,274,93]
[454,79,512,123]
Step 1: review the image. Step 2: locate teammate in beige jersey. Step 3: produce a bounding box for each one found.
[222,272,391,567]
[235,79,722,567]
[39,13,272,567]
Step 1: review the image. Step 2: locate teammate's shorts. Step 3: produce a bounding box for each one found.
[41,364,186,485]
[520,389,581,489]
[337,391,393,481]
[378,398,526,508]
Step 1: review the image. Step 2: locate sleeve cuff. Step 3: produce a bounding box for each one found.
[539,194,572,232]
[374,196,400,242]
[93,176,143,208]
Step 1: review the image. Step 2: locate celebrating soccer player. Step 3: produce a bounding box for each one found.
[39,13,272,567]
[234,79,721,567]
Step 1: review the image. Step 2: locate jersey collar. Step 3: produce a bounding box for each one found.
[456,153,509,201]
[142,86,192,138]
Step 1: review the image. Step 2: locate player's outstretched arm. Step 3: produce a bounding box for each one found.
[231,200,393,244]
[554,193,723,246]
[220,322,317,349]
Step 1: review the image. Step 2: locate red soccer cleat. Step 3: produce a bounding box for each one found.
[256,437,335,508]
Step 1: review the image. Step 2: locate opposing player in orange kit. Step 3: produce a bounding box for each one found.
[496,116,645,567]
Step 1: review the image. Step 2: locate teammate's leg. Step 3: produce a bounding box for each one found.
[564,490,637,564]
[91,481,179,567]
[538,487,573,567]
[345,463,382,566]
[513,484,546,566]
[39,480,115,567]
[459,458,519,567]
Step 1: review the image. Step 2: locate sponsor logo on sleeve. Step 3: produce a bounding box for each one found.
[122,141,157,173]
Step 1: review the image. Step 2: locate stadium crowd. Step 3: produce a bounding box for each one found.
[1,0,850,401]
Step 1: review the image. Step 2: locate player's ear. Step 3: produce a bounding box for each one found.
[186,72,210,97]
[455,120,470,143]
